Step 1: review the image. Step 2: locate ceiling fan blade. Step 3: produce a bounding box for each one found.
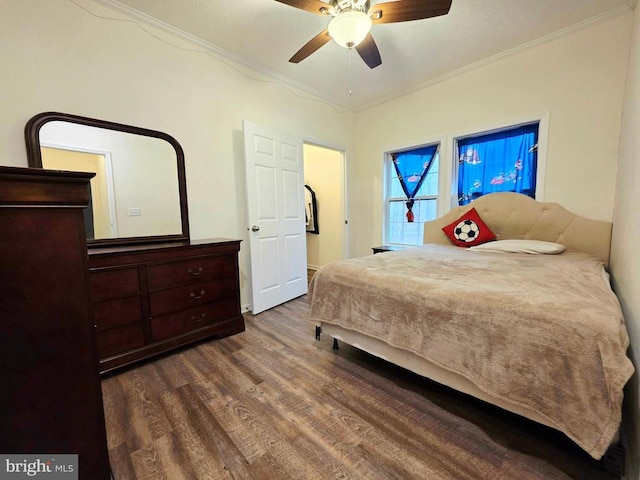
[289,29,332,63]
[370,0,452,24]
[355,33,382,69]
[274,0,331,15]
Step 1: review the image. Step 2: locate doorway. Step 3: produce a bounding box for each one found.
[303,143,347,281]
[40,146,118,239]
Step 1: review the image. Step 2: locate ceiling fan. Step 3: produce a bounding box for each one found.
[275,0,453,69]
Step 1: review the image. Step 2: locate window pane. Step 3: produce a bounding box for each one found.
[388,221,404,244]
[428,174,439,194]
[421,173,438,196]
[390,175,405,197]
[417,199,437,223]
[404,222,421,245]
[389,200,405,222]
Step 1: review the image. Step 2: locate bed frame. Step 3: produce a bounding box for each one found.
[315,193,625,475]
[423,192,612,264]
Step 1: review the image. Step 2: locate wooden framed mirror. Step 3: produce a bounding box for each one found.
[25,112,189,247]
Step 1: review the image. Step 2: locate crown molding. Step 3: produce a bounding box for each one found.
[90,0,349,111]
[82,0,633,114]
[355,4,633,113]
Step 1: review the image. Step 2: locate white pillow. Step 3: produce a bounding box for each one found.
[468,239,566,254]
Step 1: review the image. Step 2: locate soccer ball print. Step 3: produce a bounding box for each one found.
[453,219,480,243]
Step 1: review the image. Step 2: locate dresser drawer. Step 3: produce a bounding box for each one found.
[147,255,235,291]
[90,268,139,301]
[89,240,243,374]
[93,296,142,331]
[97,323,145,358]
[149,278,237,316]
[150,297,239,341]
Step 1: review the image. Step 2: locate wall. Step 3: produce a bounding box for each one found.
[611,4,640,479]
[304,144,345,269]
[0,0,353,308]
[350,12,633,257]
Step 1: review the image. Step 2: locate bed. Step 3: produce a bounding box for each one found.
[308,192,634,461]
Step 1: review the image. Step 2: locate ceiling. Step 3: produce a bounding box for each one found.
[107,0,633,111]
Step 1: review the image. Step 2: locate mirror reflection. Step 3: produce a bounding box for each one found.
[39,121,182,241]
[25,112,190,247]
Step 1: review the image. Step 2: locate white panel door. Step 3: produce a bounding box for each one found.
[243,121,307,314]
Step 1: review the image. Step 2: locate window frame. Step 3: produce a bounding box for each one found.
[449,114,549,208]
[382,141,442,246]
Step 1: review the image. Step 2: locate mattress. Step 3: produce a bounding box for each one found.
[309,244,634,459]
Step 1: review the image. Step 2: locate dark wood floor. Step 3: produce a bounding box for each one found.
[102,296,618,479]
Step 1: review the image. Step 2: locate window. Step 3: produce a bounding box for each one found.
[456,123,539,205]
[384,145,440,246]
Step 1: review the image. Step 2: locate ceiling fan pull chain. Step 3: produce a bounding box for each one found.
[349,47,353,96]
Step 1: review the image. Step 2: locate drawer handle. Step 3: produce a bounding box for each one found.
[191,313,207,322]
[190,290,206,300]
[188,267,203,276]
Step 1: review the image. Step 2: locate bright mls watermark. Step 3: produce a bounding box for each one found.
[0,455,77,480]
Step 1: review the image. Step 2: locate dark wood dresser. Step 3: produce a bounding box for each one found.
[0,166,111,479]
[88,239,244,374]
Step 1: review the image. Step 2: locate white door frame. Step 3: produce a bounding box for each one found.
[40,141,118,237]
[303,140,349,261]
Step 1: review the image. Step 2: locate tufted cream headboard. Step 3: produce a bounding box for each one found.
[423,192,612,264]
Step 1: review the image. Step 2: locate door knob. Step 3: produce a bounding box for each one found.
[251,225,260,232]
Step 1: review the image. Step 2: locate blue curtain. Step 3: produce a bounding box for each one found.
[392,145,438,222]
[457,124,538,205]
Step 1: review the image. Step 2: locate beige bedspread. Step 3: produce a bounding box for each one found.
[308,244,634,459]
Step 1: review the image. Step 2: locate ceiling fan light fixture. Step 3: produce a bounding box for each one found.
[328,10,372,48]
